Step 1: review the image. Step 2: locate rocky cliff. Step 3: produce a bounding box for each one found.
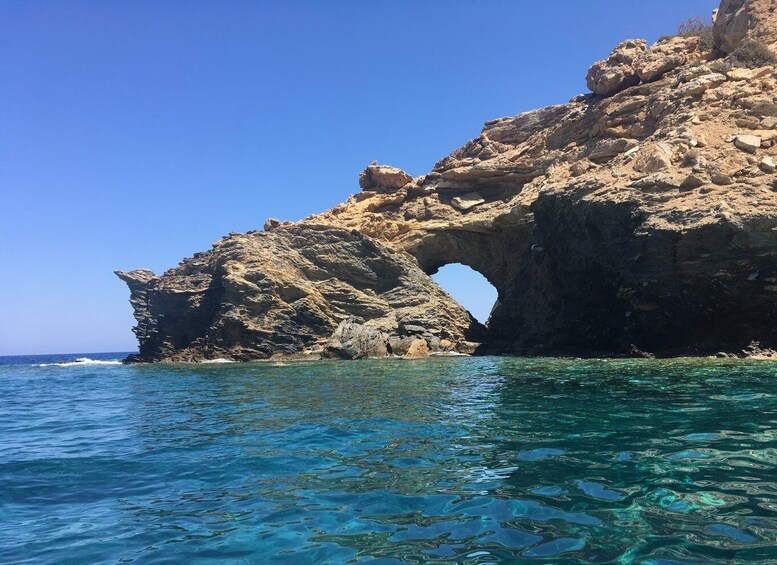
[117,226,485,362]
[119,0,777,361]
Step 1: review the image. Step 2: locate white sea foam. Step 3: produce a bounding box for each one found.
[35,357,123,367]
[200,358,235,364]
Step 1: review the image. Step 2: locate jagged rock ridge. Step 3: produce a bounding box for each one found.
[117,226,484,362]
[119,0,777,361]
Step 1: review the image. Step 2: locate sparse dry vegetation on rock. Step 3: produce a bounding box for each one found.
[677,17,715,51]
[729,38,777,67]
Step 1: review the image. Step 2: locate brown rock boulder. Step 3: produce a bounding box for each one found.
[633,143,674,173]
[322,317,390,359]
[359,162,413,192]
[586,39,647,96]
[715,0,777,53]
[636,36,700,82]
[403,338,430,358]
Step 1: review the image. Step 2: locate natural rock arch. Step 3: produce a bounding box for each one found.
[119,0,777,360]
[430,262,499,325]
[116,226,488,362]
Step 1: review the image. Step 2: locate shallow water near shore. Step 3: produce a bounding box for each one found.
[1,354,776,564]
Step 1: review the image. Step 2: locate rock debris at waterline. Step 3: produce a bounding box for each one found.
[119,0,777,362]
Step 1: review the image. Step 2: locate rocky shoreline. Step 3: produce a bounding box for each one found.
[118,0,777,363]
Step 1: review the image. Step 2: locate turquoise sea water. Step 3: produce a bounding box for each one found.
[1,354,776,564]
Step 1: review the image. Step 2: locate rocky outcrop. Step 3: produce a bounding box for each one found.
[359,163,413,192]
[586,40,646,96]
[117,226,483,362]
[715,0,777,53]
[119,0,777,361]
[636,36,700,82]
[587,36,706,99]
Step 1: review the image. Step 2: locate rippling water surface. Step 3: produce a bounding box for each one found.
[1,354,777,564]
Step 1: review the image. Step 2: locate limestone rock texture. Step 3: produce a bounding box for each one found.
[586,40,647,96]
[636,37,701,83]
[715,0,777,53]
[359,163,413,192]
[119,0,777,361]
[117,226,484,362]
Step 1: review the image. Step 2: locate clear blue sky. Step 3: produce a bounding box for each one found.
[0,0,718,355]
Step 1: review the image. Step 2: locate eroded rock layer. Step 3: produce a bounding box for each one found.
[117,226,484,362]
[119,0,777,360]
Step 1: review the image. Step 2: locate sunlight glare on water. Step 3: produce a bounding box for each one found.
[1,354,776,563]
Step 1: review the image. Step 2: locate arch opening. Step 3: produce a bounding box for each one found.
[431,263,498,325]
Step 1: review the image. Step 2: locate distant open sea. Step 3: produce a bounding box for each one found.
[1,354,776,564]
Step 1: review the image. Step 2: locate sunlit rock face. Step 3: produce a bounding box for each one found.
[117,226,484,362]
[120,0,777,360]
[715,0,777,53]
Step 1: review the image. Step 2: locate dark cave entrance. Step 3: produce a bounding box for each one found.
[431,263,498,326]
